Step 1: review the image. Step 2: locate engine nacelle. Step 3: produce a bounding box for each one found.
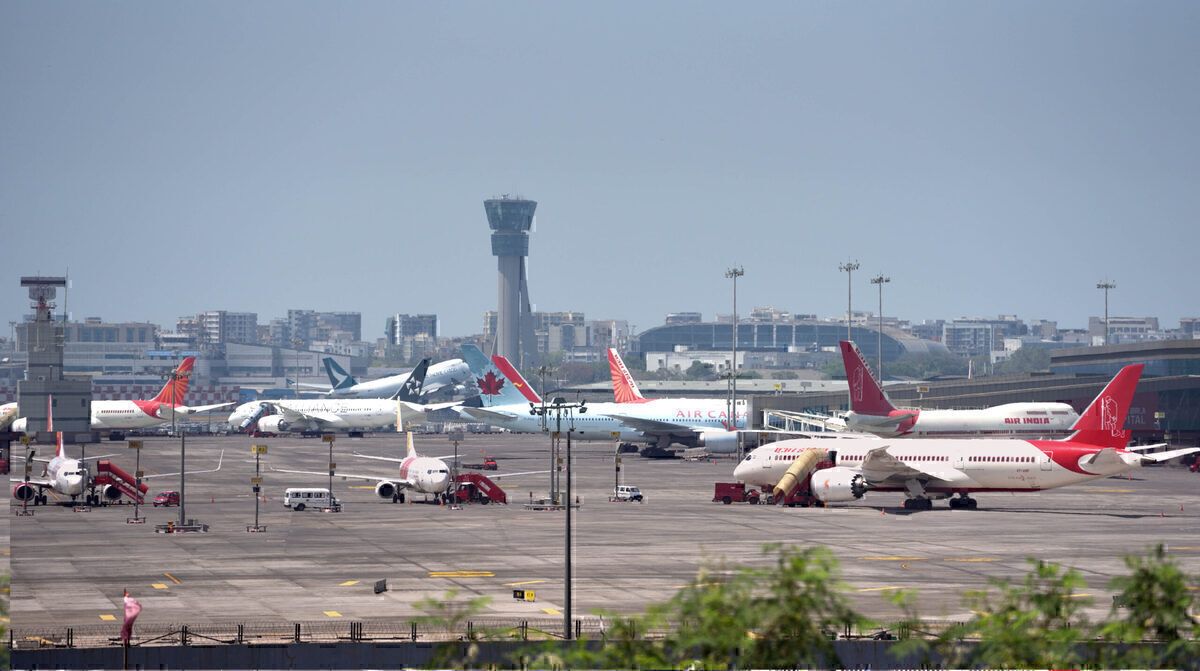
[375,481,398,500]
[12,482,36,501]
[810,467,867,503]
[99,484,122,501]
[256,416,290,434]
[696,431,740,454]
[11,417,27,433]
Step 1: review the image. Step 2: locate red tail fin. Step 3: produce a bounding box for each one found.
[1065,364,1144,448]
[153,357,195,405]
[608,349,649,404]
[840,341,895,415]
[490,355,542,404]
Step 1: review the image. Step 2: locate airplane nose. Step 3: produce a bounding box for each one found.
[733,462,746,480]
[65,475,84,494]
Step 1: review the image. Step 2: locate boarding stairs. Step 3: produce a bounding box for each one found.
[94,460,148,504]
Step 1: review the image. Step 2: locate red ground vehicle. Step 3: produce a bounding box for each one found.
[713,482,761,505]
[153,490,180,507]
[462,457,498,471]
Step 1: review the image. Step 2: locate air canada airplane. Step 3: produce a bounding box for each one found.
[733,364,1198,510]
[829,340,1078,438]
[9,357,233,438]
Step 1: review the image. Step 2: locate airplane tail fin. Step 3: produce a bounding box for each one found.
[608,348,649,404]
[1064,364,1144,449]
[153,356,195,405]
[491,354,542,404]
[47,395,65,458]
[323,358,358,390]
[405,431,417,458]
[840,341,895,415]
[461,344,533,406]
[392,359,429,402]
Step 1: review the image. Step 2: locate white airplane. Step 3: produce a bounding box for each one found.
[460,346,842,456]
[227,396,440,435]
[9,357,233,437]
[733,364,1198,510]
[0,402,17,430]
[316,357,470,400]
[270,432,544,503]
[824,340,1079,438]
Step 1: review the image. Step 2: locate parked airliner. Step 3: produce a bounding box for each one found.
[9,357,233,438]
[833,340,1078,438]
[733,364,1198,510]
[319,357,470,400]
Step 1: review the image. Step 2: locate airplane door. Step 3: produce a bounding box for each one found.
[953,455,965,469]
[1040,453,1053,471]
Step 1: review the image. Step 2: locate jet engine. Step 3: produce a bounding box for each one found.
[375,481,398,500]
[99,484,123,502]
[696,431,739,454]
[12,482,36,501]
[10,417,26,433]
[810,467,867,503]
[256,416,291,434]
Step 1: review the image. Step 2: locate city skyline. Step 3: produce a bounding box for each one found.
[3,2,1198,337]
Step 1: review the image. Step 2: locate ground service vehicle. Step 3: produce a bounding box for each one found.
[462,457,498,471]
[283,487,340,511]
[713,482,761,504]
[152,490,180,507]
[613,485,644,502]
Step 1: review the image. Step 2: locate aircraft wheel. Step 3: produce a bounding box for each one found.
[966,498,978,510]
[921,499,933,511]
[948,498,962,510]
[903,499,914,510]
[397,493,405,504]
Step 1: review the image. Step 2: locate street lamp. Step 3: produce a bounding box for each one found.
[839,260,860,342]
[530,397,587,641]
[1097,280,1116,346]
[724,266,744,437]
[870,275,890,380]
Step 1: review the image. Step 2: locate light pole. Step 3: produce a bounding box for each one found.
[724,266,744,436]
[870,275,890,380]
[531,397,587,641]
[839,260,860,342]
[1097,280,1116,346]
[324,433,336,509]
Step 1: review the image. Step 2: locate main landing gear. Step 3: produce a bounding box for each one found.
[902,498,933,511]
[948,494,978,510]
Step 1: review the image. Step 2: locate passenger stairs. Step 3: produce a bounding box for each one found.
[94,460,149,504]
[453,473,507,504]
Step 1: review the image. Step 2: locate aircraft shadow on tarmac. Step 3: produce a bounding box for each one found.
[875,506,1163,520]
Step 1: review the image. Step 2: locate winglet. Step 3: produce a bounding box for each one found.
[153,357,195,405]
[1065,364,1144,449]
[840,341,895,415]
[491,354,542,404]
[608,349,649,403]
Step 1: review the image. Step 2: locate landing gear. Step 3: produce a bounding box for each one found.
[393,493,405,504]
[36,494,48,506]
[948,494,978,510]
[903,498,933,511]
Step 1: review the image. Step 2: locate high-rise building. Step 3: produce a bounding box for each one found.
[387,314,438,344]
[485,196,536,366]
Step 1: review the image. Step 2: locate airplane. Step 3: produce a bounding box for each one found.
[732,363,1200,510]
[269,431,544,503]
[608,348,651,404]
[460,346,854,456]
[821,340,1079,438]
[314,357,470,400]
[9,357,234,439]
[0,402,17,430]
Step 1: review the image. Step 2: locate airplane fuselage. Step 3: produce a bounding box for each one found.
[844,402,1078,438]
[228,400,400,432]
[328,361,471,399]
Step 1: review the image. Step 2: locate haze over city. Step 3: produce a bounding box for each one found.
[3,1,1197,335]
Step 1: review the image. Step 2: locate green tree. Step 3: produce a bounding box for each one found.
[1096,544,1200,668]
[993,346,1051,375]
[413,589,493,669]
[684,361,717,380]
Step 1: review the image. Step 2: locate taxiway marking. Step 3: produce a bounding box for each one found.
[324,611,342,618]
[859,556,925,562]
[429,570,495,578]
[99,614,116,621]
[541,608,561,615]
[505,580,547,587]
[942,557,999,563]
[163,573,182,585]
[856,586,903,592]
[339,580,360,587]
[151,583,169,590]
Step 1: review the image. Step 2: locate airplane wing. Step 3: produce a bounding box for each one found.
[351,451,405,464]
[488,469,551,479]
[858,445,956,485]
[1135,446,1200,463]
[268,465,413,489]
[78,453,120,463]
[459,407,521,422]
[142,451,224,479]
[295,382,334,392]
[9,477,52,489]
[604,413,694,435]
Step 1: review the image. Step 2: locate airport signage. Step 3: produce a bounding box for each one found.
[128,440,143,450]
[512,589,536,602]
[251,477,263,486]
[252,445,269,454]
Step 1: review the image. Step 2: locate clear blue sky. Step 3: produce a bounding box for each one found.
[3,1,1197,339]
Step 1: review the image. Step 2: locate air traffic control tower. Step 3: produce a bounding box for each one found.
[486,196,537,366]
[18,276,93,443]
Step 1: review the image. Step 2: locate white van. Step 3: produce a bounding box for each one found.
[283,488,340,511]
[613,485,644,502]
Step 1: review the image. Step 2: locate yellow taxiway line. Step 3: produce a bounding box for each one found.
[429,570,495,578]
[339,580,360,586]
[505,580,547,587]
[163,572,183,585]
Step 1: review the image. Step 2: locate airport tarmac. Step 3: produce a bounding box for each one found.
[9,433,1200,630]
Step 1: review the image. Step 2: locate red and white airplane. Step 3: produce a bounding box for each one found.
[828,340,1078,438]
[734,364,1198,510]
[10,357,232,437]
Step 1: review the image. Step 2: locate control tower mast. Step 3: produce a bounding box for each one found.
[485,196,537,367]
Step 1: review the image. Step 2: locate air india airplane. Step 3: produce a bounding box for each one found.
[733,364,1197,510]
[833,340,1078,438]
[9,357,232,439]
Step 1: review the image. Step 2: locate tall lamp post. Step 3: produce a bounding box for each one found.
[724,266,744,436]
[839,260,860,342]
[531,397,587,641]
[1097,280,1116,346]
[870,275,890,379]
